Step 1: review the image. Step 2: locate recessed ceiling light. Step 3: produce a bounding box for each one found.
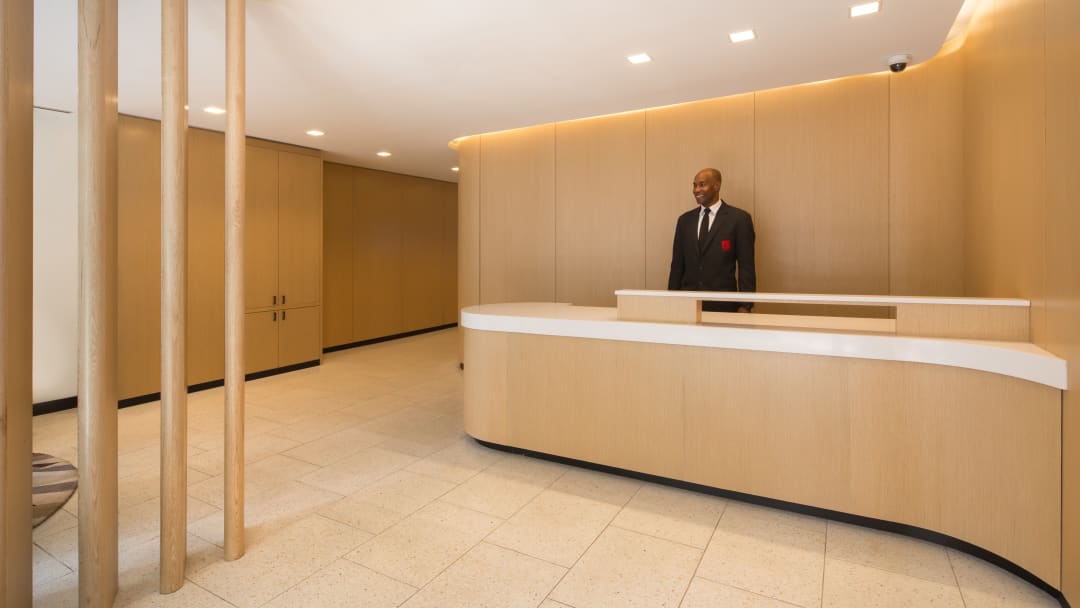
[203,106,225,115]
[850,2,880,17]
[306,130,324,136]
[627,53,652,64]
[729,30,755,43]
[451,167,460,172]
[376,151,392,157]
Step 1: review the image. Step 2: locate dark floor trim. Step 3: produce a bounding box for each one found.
[245,359,320,381]
[32,396,78,416]
[33,359,322,416]
[474,437,1071,608]
[323,323,457,354]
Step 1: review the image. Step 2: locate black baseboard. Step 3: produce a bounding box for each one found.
[32,359,321,416]
[245,359,320,381]
[323,323,457,354]
[32,396,78,416]
[473,437,1071,608]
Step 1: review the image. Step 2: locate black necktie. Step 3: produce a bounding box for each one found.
[698,207,710,250]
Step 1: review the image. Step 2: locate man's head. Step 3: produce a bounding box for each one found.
[693,168,722,207]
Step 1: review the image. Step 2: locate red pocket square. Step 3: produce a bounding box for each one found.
[721,239,732,251]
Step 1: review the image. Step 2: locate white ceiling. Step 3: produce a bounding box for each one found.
[34,0,964,183]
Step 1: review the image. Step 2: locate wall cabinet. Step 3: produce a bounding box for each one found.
[243,306,320,375]
[116,116,322,400]
[244,147,322,374]
[245,147,321,311]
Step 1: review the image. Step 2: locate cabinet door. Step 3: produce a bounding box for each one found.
[244,310,279,374]
[278,152,322,308]
[278,306,321,367]
[245,146,279,310]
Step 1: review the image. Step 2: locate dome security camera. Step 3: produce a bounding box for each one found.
[888,53,913,73]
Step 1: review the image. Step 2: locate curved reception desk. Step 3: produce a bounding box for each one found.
[462,291,1068,590]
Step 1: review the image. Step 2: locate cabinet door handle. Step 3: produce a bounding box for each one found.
[272,311,277,321]
[282,294,286,305]
[282,310,287,321]
[273,295,277,305]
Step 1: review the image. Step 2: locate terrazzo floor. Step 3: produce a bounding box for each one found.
[31,329,1060,607]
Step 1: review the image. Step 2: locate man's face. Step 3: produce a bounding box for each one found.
[693,171,721,207]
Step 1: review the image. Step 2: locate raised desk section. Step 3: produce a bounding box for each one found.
[462,292,1068,589]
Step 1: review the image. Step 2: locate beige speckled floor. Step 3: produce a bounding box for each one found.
[31,329,1060,608]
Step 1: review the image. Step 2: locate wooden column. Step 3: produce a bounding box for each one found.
[0,1,34,605]
[160,0,188,592]
[224,0,246,561]
[78,0,120,604]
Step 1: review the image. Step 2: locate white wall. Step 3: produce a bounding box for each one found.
[33,108,78,403]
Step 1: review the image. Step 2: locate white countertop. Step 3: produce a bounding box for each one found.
[461,302,1067,390]
[615,289,1031,307]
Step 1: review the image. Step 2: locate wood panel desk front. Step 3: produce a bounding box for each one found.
[462,294,1067,589]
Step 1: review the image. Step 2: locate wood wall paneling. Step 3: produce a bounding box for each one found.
[322,162,354,347]
[644,94,756,290]
[992,0,1048,345]
[961,0,996,303]
[353,168,404,341]
[1045,0,1080,599]
[113,118,318,392]
[279,306,321,366]
[277,151,322,309]
[889,50,965,296]
[754,75,891,299]
[244,310,278,374]
[244,145,278,310]
[963,0,1048,344]
[478,125,556,304]
[401,177,447,331]
[186,128,226,385]
[555,112,646,306]
[117,116,162,399]
[441,181,459,325]
[457,137,481,360]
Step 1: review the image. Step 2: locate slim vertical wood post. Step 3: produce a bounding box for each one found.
[224,0,246,561]
[78,0,120,604]
[160,0,188,592]
[0,1,35,605]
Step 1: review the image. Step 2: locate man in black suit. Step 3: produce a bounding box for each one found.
[667,168,756,313]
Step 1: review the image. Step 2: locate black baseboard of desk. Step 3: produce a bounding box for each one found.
[32,359,321,416]
[323,323,457,354]
[472,437,1071,608]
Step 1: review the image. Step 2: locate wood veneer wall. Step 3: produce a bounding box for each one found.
[960,0,1080,600]
[462,54,967,312]
[116,115,321,400]
[321,163,457,349]
[459,1,1080,597]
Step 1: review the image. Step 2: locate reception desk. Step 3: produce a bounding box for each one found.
[462,291,1068,589]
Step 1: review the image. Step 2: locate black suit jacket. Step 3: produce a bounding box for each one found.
[667,200,756,311]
